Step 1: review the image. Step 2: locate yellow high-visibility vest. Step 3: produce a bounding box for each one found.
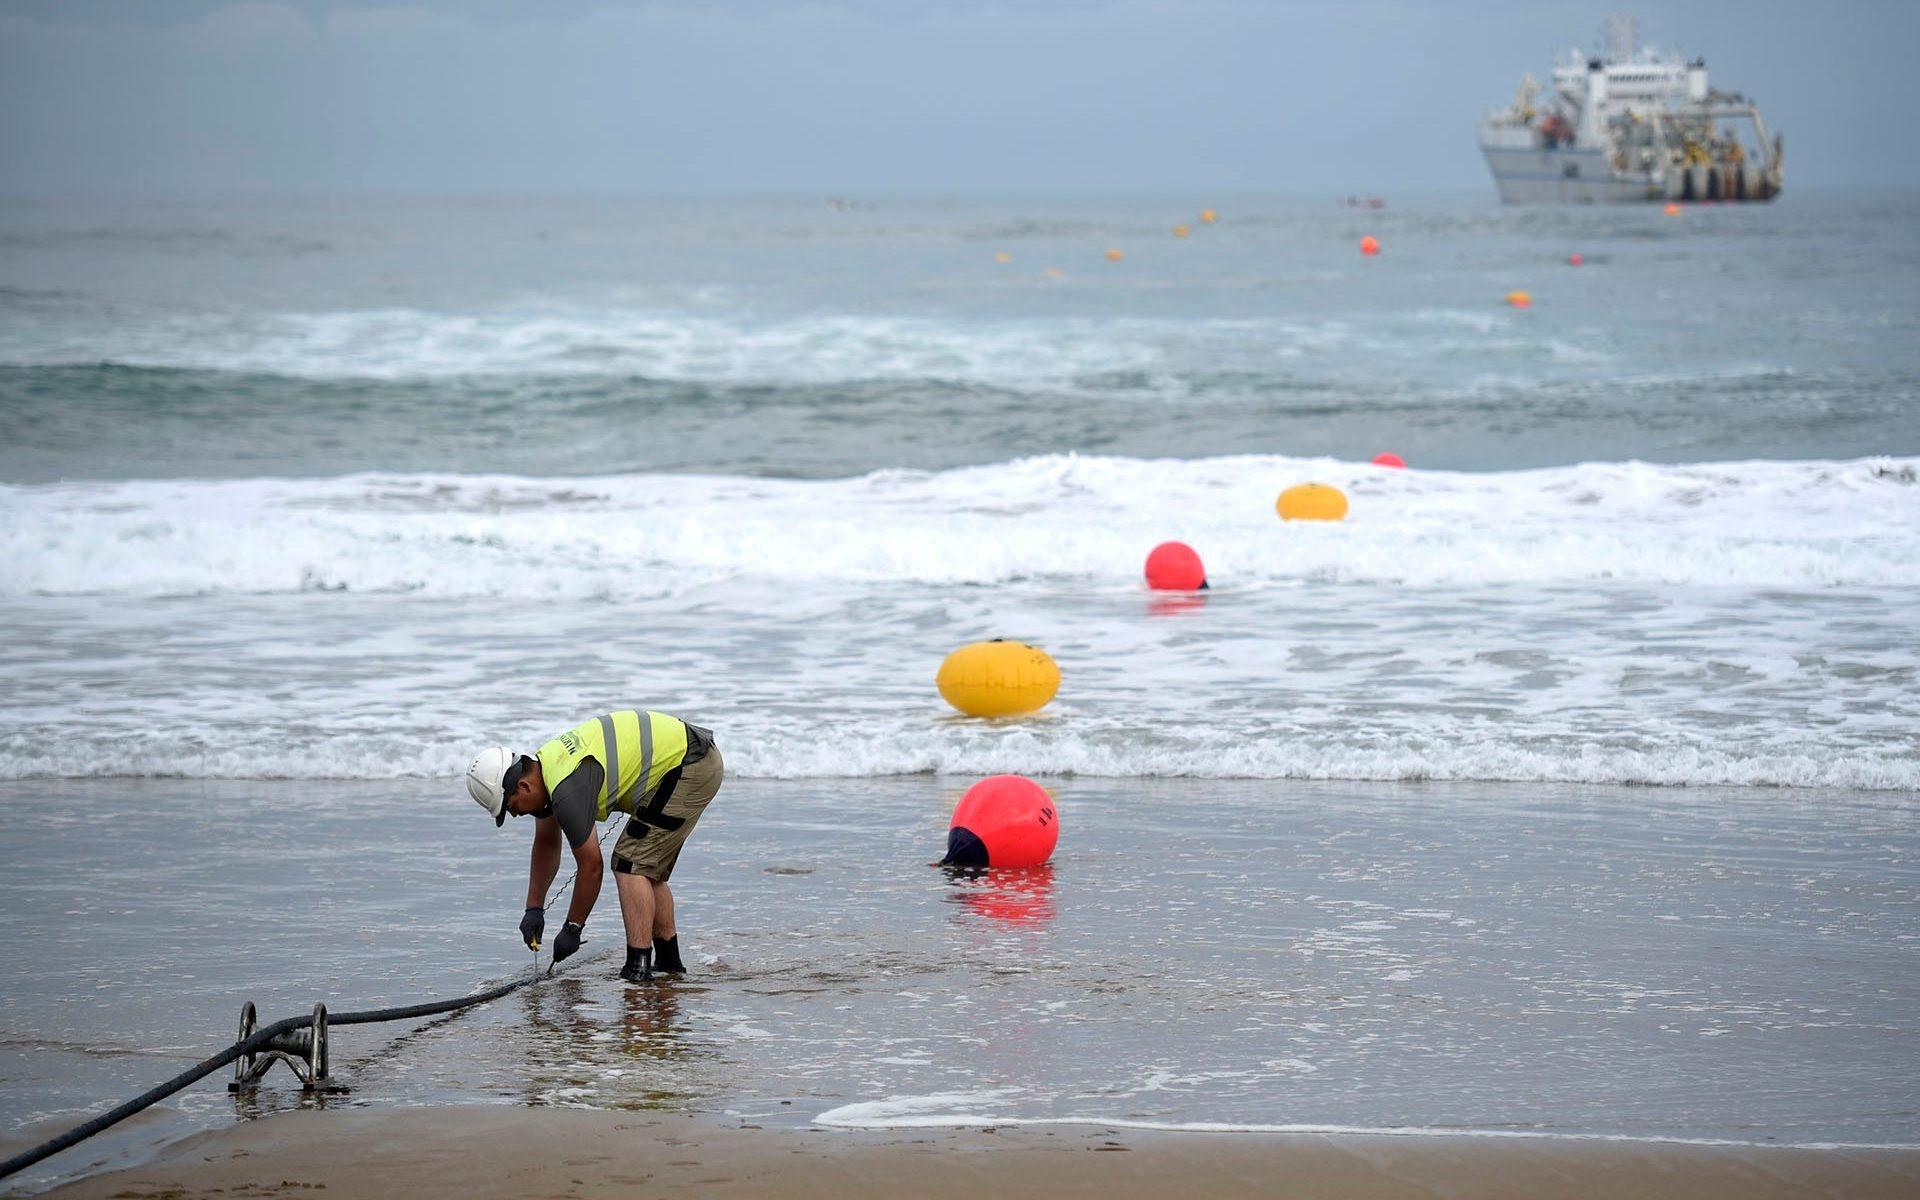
[535,710,691,821]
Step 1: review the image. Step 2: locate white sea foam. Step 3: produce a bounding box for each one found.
[3,453,1916,598]
[811,1095,1920,1150]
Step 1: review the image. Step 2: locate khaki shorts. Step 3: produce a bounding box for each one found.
[611,745,722,882]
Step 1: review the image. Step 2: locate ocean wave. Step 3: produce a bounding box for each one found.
[2,726,1913,789]
[0,306,1607,385]
[2,453,1916,597]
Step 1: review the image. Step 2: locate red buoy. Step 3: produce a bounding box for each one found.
[1371,452,1406,468]
[1359,235,1380,256]
[941,775,1059,868]
[1567,252,1585,267]
[1144,541,1207,591]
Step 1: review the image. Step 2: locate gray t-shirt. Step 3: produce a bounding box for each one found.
[548,757,604,850]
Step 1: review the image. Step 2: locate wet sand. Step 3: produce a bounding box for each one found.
[40,1108,1920,1200]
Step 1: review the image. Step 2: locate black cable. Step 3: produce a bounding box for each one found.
[4,816,631,1182]
[0,970,541,1182]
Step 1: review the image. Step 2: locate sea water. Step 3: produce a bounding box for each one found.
[1,193,1917,1182]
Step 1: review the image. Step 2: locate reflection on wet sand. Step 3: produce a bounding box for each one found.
[513,975,718,1109]
[941,865,1057,926]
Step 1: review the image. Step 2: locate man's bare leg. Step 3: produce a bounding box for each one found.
[650,880,687,973]
[615,870,655,980]
[650,880,675,940]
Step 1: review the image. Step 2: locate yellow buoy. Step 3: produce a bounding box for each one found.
[995,251,1012,264]
[1276,483,1349,522]
[1200,208,1218,224]
[937,640,1061,718]
[1173,224,1191,238]
[1105,247,1124,262]
[1506,289,1532,308]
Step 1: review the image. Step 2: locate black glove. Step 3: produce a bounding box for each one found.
[552,921,584,964]
[519,906,544,951]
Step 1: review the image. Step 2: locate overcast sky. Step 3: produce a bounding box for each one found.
[3,0,1916,196]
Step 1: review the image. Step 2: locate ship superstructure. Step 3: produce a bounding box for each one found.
[1478,17,1782,204]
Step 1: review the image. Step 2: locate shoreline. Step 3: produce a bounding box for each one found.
[33,1107,1920,1200]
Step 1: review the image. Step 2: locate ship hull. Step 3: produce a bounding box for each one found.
[1479,141,1780,206]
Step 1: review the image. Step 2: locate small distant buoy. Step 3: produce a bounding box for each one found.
[1045,267,1066,279]
[1665,202,1683,216]
[1105,247,1124,262]
[1144,541,1207,591]
[995,251,1012,264]
[1359,235,1380,257]
[1567,252,1584,267]
[1173,224,1191,238]
[937,640,1061,718]
[942,775,1059,868]
[1276,483,1349,522]
[1372,452,1405,468]
[1506,289,1533,308]
[1200,208,1218,224]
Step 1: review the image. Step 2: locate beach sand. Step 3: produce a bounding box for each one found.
[39,1108,1920,1200]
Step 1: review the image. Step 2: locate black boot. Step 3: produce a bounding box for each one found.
[653,935,686,974]
[619,945,652,983]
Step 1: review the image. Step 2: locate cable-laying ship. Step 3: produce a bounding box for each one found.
[1478,17,1782,204]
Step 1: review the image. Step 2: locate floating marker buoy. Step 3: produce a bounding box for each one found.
[1372,452,1405,468]
[1276,483,1349,522]
[1045,267,1066,279]
[1567,252,1584,266]
[1359,235,1380,256]
[1200,208,1217,224]
[1144,541,1207,591]
[942,775,1059,868]
[1665,202,1683,216]
[1105,247,1124,262]
[1173,224,1191,238]
[937,640,1060,718]
[995,251,1012,264]
[1506,289,1533,308]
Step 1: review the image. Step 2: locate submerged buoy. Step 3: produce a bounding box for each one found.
[1144,541,1207,591]
[1359,235,1380,256]
[1506,289,1533,308]
[1276,483,1349,522]
[942,775,1059,868]
[937,640,1060,718]
[1372,451,1405,468]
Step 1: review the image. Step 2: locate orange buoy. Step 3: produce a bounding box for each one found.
[1359,235,1380,256]
[1567,252,1584,266]
[1276,483,1348,522]
[1105,247,1124,262]
[1506,289,1532,308]
[1173,224,1191,238]
[1199,208,1218,224]
[1372,452,1405,468]
[942,775,1059,868]
[1665,202,1683,216]
[994,251,1012,263]
[1045,266,1066,279]
[1144,541,1207,591]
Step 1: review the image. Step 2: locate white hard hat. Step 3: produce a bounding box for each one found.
[465,745,519,827]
